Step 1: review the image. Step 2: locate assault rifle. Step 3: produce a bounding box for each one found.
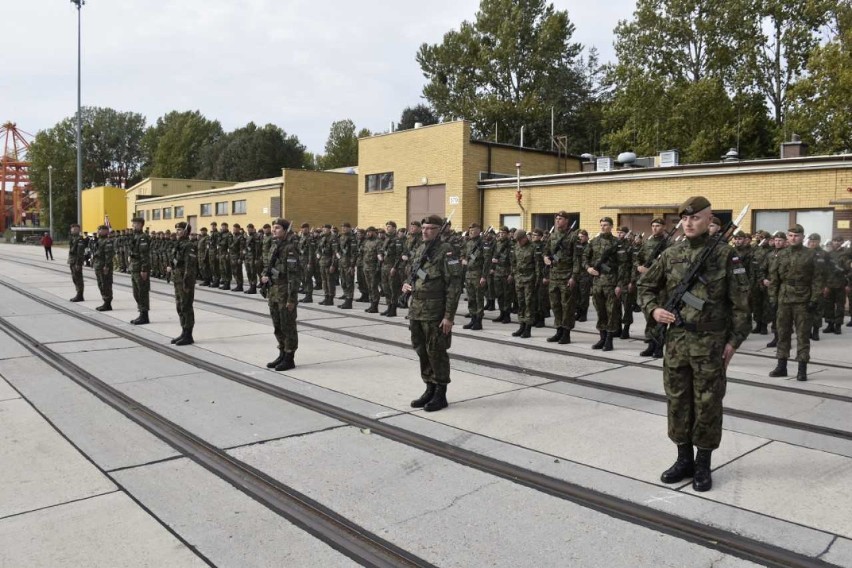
[643,221,682,268]
[402,209,456,301]
[652,205,749,343]
[593,233,622,274]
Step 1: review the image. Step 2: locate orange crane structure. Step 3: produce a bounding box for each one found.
[1,122,37,233]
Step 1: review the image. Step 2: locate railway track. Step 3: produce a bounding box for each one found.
[0,274,844,568]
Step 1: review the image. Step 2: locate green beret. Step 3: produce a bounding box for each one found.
[788,224,804,234]
[175,222,188,230]
[366,226,377,232]
[678,196,711,217]
[556,210,570,219]
[599,217,614,225]
[273,218,290,230]
[772,231,786,239]
[409,220,421,227]
[130,217,144,224]
[385,220,397,228]
[421,215,443,227]
[618,226,629,233]
[97,224,109,231]
[651,218,664,225]
[514,229,528,240]
[578,229,588,236]
[807,233,821,241]
[532,228,544,236]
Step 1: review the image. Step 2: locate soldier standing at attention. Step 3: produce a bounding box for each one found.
[360,227,382,313]
[67,223,87,302]
[208,222,220,288]
[583,217,628,351]
[316,224,337,305]
[531,228,549,327]
[638,196,750,492]
[616,226,636,339]
[573,230,591,321]
[228,223,245,292]
[489,227,513,323]
[129,216,151,325]
[92,224,114,311]
[764,231,788,347]
[244,224,258,294]
[807,233,828,340]
[401,215,463,412]
[217,222,232,290]
[635,218,668,357]
[543,211,578,344]
[823,236,848,334]
[399,221,423,309]
[461,223,487,330]
[509,229,542,339]
[197,227,210,286]
[262,219,302,372]
[380,221,403,317]
[750,231,772,334]
[355,228,369,302]
[298,223,315,303]
[167,222,198,346]
[337,223,357,309]
[768,225,823,381]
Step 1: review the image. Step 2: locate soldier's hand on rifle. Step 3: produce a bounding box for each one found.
[103,267,109,274]
[329,265,336,274]
[542,277,549,285]
[587,267,600,277]
[652,307,676,324]
[637,265,648,274]
[543,256,552,266]
[286,301,295,312]
[567,277,575,288]
[823,287,830,298]
[141,271,148,281]
[615,286,622,299]
[479,277,486,287]
[628,282,635,293]
[261,275,269,284]
[390,268,396,276]
[762,278,771,287]
[402,283,413,294]
[166,266,172,273]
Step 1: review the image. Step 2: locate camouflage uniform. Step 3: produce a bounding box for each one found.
[298,229,316,302]
[573,235,591,321]
[316,230,338,303]
[618,235,637,337]
[489,232,513,322]
[244,229,259,292]
[218,227,233,288]
[67,230,87,300]
[266,231,302,359]
[510,232,542,333]
[197,231,210,285]
[824,244,849,331]
[208,227,221,287]
[635,232,669,342]
[360,231,382,312]
[129,228,151,316]
[750,238,772,333]
[583,232,628,338]
[461,232,488,325]
[543,226,577,338]
[380,228,404,314]
[337,229,358,305]
[170,231,198,340]
[91,232,114,307]
[229,229,245,290]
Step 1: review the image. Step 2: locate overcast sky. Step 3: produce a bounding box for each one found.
[3,0,635,155]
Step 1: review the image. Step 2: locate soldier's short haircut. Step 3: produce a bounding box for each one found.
[263,223,271,229]
[231,223,240,229]
[323,224,332,229]
[246,223,254,229]
[200,227,208,232]
[342,222,352,228]
[301,222,310,228]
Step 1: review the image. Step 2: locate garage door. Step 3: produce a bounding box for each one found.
[407,185,446,225]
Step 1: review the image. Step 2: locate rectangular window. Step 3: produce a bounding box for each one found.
[215,201,228,216]
[232,199,247,215]
[365,172,394,193]
[175,206,185,218]
[500,214,521,230]
[200,203,212,217]
[163,207,172,220]
[270,196,281,217]
[152,209,161,220]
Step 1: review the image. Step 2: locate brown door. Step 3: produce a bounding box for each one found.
[407,184,446,225]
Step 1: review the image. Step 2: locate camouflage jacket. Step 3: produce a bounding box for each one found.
[511,241,541,283]
[461,235,488,277]
[67,234,87,266]
[171,238,198,279]
[489,237,512,276]
[337,232,357,266]
[408,240,463,321]
[544,229,576,278]
[267,234,302,303]
[218,231,233,256]
[91,237,114,270]
[769,244,823,305]
[129,230,151,273]
[360,236,381,271]
[582,233,628,287]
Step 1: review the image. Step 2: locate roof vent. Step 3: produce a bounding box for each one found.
[596,157,614,172]
[414,122,423,129]
[617,151,637,165]
[659,150,679,168]
[722,148,740,162]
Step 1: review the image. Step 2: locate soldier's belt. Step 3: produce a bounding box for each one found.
[677,320,727,333]
[414,290,444,300]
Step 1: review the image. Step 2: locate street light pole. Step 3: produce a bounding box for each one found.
[48,165,54,238]
[72,0,84,226]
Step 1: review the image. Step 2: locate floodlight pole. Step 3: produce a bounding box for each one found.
[72,0,84,226]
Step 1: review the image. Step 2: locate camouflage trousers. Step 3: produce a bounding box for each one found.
[410,319,452,385]
[198,256,209,282]
[364,268,381,304]
[173,271,195,329]
[575,273,592,314]
[245,257,257,287]
[381,265,401,306]
[750,283,769,325]
[70,263,84,296]
[230,257,243,287]
[209,253,219,283]
[319,259,335,298]
[268,285,298,352]
[131,271,150,312]
[514,278,538,324]
[591,281,621,333]
[94,266,113,302]
[823,287,846,327]
[621,284,637,326]
[218,252,232,285]
[465,274,485,317]
[776,302,812,363]
[548,276,576,329]
[357,265,368,297]
[340,263,355,299]
[663,329,727,449]
[492,272,510,313]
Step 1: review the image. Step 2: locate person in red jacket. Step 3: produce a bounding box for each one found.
[40,232,54,260]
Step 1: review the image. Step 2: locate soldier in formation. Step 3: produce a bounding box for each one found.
[167,222,198,346]
[91,224,114,312]
[583,217,628,351]
[262,218,302,372]
[543,211,578,344]
[67,223,87,302]
[129,216,151,325]
[510,229,542,339]
[634,218,668,357]
[461,223,487,330]
[316,224,337,305]
[360,226,382,313]
[380,221,403,317]
[337,223,357,309]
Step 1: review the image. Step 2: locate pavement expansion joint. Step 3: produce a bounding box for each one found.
[385,480,502,529]
[0,490,121,522]
[222,423,350,451]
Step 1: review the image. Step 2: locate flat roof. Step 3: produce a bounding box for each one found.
[136,177,283,204]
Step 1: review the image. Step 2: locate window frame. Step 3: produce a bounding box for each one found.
[232,199,247,215]
[215,201,228,216]
[365,172,394,193]
[152,208,161,220]
[200,203,212,217]
[163,207,173,220]
[174,205,185,218]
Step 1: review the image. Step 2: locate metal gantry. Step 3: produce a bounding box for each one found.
[0,122,35,232]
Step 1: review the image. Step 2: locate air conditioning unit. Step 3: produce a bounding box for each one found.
[596,157,614,172]
[659,150,679,167]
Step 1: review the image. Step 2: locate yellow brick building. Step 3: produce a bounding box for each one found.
[480,156,852,241]
[81,185,128,233]
[357,120,578,229]
[130,169,358,233]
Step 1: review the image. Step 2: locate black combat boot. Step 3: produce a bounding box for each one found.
[811,325,820,341]
[577,309,588,322]
[275,352,296,372]
[95,301,112,312]
[847,319,852,327]
[520,324,531,338]
[766,333,778,348]
[266,349,285,368]
[202,279,210,287]
[338,298,353,309]
[130,311,149,325]
[620,325,630,339]
[660,444,694,484]
[398,295,409,309]
[211,279,219,288]
[219,283,230,290]
[424,384,448,412]
[170,329,186,344]
[463,316,477,329]
[533,317,545,328]
[301,293,313,303]
[591,330,606,349]
[324,295,335,306]
[231,285,244,292]
[602,331,615,351]
[834,323,842,335]
[470,315,482,330]
[546,327,564,343]
[692,449,713,492]
[386,305,397,318]
[485,299,495,311]
[70,294,84,302]
[768,358,788,377]
[823,322,834,334]
[365,302,379,314]
[512,323,527,337]
[245,285,257,295]
[558,329,571,344]
[410,383,437,408]
[796,361,808,381]
[639,341,656,357]
[759,323,768,335]
[653,342,664,358]
[356,294,368,303]
[175,328,194,346]
[492,311,505,323]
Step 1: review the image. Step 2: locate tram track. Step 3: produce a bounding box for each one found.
[0,276,839,568]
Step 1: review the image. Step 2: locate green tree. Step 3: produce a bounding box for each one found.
[787,3,852,153]
[28,122,78,237]
[397,104,439,130]
[142,110,223,179]
[416,0,593,150]
[197,122,305,181]
[318,119,359,169]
